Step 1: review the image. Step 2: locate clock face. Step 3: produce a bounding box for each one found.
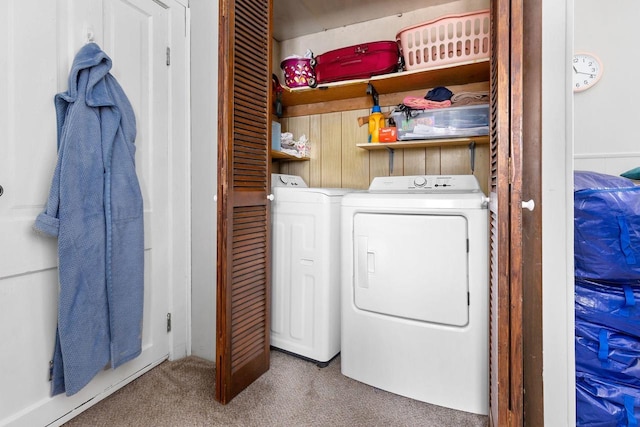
[573,52,603,92]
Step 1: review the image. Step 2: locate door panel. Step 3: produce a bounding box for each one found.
[0,1,176,425]
[105,0,171,362]
[0,2,69,421]
[489,0,524,425]
[0,1,59,281]
[216,0,272,404]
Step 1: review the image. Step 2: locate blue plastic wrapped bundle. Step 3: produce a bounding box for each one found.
[576,318,640,388]
[576,371,640,426]
[575,279,640,337]
[574,170,640,281]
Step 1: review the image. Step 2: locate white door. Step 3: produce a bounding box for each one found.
[0,1,181,425]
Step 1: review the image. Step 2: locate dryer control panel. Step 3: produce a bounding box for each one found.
[271,173,308,188]
[369,175,481,192]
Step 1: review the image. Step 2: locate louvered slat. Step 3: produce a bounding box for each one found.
[232,0,269,192]
[228,201,267,378]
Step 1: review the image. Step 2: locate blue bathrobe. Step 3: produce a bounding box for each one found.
[34,43,144,396]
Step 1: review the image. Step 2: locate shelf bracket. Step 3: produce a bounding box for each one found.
[386,147,395,174]
[468,141,476,173]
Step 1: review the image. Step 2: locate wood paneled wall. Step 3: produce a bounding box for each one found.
[273,106,490,195]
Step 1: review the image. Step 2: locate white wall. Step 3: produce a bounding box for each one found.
[573,0,640,176]
[542,0,575,425]
[190,0,218,361]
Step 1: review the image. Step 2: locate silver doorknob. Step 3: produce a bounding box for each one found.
[267,194,274,201]
[522,199,535,211]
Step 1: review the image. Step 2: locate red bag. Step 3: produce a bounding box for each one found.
[309,41,400,87]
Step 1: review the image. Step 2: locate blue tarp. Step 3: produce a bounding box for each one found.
[577,371,640,427]
[576,318,640,388]
[575,279,640,338]
[574,171,640,281]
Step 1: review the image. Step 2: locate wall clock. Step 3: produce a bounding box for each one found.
[573,52,603,92]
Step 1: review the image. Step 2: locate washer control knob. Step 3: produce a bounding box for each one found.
[413,176,427,188]
[279,175,289,185]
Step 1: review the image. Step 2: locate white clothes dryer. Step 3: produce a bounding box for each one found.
[270,174,355,366]
[340,175,489,415]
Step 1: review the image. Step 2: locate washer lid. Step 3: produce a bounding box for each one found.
[273,186,356,202]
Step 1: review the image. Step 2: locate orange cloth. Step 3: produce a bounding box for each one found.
[402,96,452,110]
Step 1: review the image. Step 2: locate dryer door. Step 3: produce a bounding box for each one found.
[353,213,469,326]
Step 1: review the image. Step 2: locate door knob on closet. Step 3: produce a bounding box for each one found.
[267,194,274,201]
[522,199,535,211]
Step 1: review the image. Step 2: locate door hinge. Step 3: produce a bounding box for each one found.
[166,47,171,66]
[166,313,172,332]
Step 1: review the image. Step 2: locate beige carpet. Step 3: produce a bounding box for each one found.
[63,350,488,427]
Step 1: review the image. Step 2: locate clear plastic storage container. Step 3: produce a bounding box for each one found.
[391,104,489,140]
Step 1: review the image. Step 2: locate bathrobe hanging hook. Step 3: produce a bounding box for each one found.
[85,26,95,44]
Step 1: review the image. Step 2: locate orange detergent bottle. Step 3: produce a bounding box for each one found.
[368,105,385,143]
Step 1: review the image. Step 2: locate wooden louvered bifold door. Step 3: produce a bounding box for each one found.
[216,0,273,404]
[489,0,524,425]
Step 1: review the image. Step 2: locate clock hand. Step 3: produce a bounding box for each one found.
[573,65,579,74]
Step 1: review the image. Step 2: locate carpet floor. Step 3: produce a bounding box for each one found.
[63,350,488,427]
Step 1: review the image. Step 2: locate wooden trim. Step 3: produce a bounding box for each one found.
[489,0,527,425]
[216,0,231,403]
[508,0,525,424]
[522,0,544,424]
[489,0,515,424]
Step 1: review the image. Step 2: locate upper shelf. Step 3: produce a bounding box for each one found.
[280,58,490,116]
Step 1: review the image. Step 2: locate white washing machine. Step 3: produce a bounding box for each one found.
[270,174,354,365]
[340,175,489,415]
